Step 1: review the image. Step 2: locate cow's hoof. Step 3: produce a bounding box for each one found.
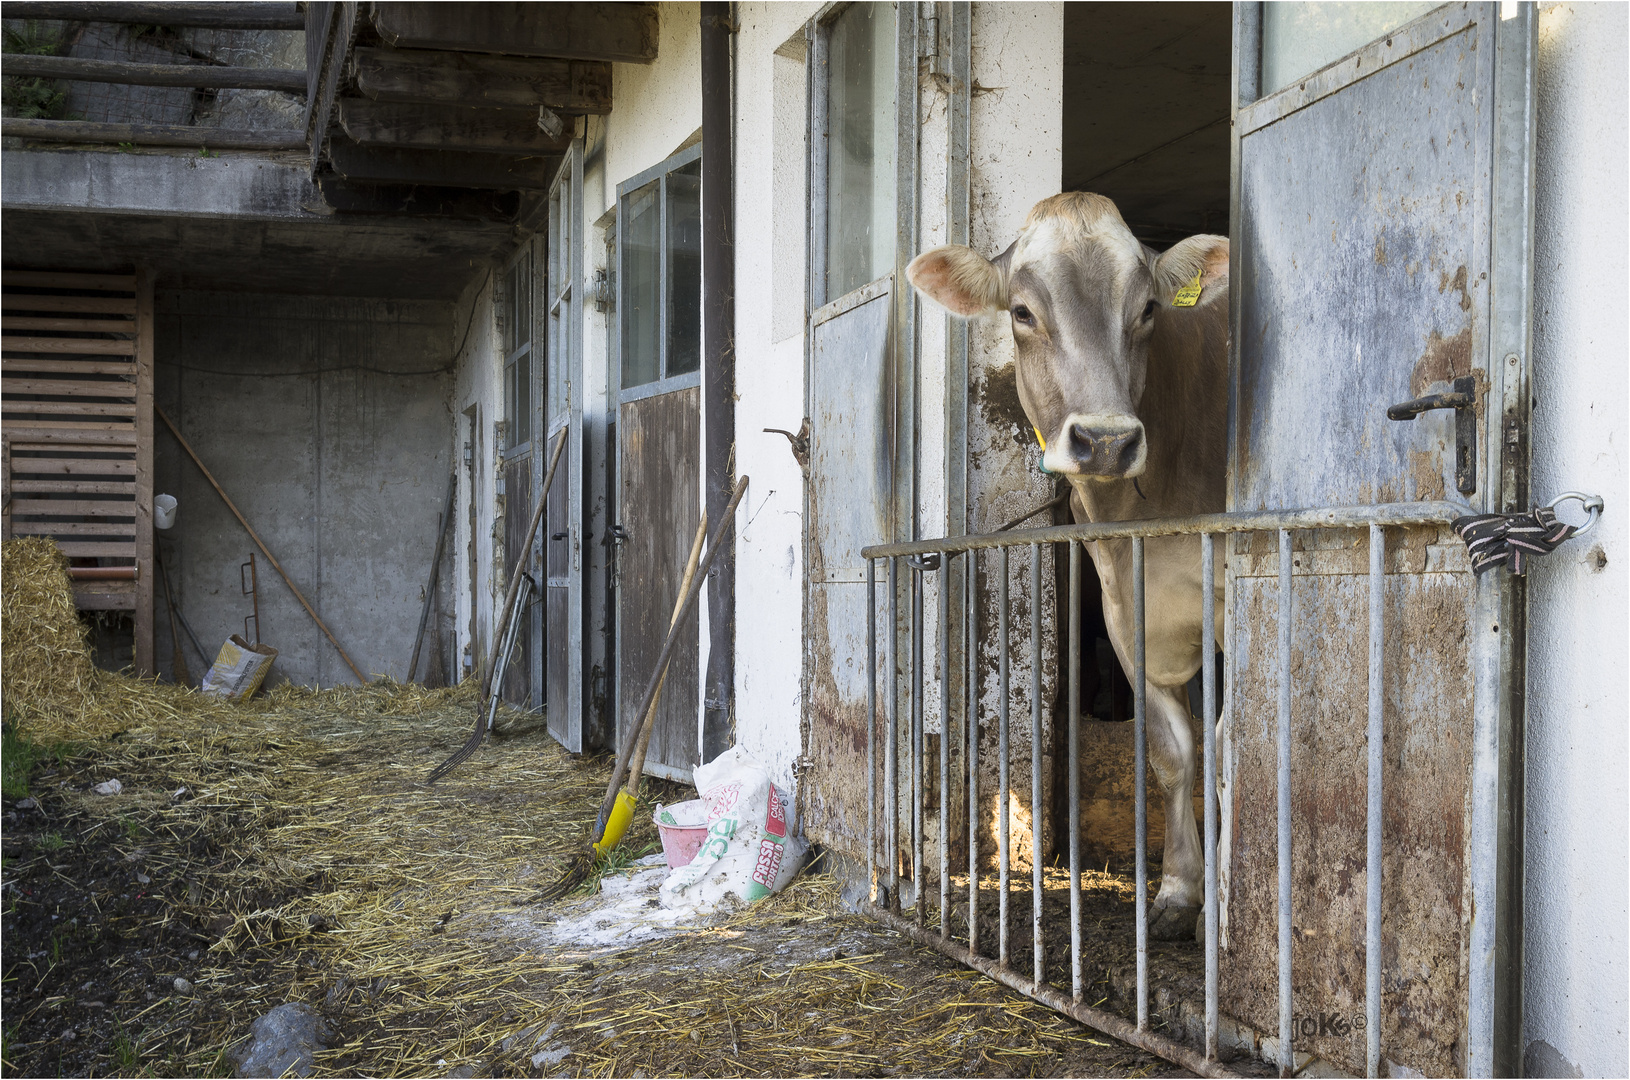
[1148,903,1200,942]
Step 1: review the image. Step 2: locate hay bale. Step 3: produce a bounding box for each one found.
[1,537,101,733]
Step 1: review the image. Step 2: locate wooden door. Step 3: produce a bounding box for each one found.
[499,244,538,709]
[613,144,703,780]
[1225,5,1535,1074]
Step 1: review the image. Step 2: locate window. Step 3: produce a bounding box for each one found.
[618,143,703,390]
[502,250,533,449]
[825,1,896,302]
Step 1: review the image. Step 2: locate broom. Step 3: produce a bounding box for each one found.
[535,475,749,900]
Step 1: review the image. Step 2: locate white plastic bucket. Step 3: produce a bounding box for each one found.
[154,494,178,530]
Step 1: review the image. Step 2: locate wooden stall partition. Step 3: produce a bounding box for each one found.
[2,269,155,674]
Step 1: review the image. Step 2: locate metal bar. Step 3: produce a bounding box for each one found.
[1202,534,1219,1059]
[1068,541,1083,1002]
[913,557,926,925]
[998,545,1011,967]
[860,501,1466,559]
[939,554,952,940]
[1133,536,1148,1030]
[888,555,900,913]
[861,902,1245,1080]
[1366,524,1384,1077]
[868,556,878,903]
[1277,529,1294,1075]
[1030,542,1044,986]
[967,548,980,956]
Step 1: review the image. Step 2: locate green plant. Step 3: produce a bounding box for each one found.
[2,726,79,799]
[198,147,217,158]
[37,832,66,853]
[111,1028,141,1070]
[1,21,70,120]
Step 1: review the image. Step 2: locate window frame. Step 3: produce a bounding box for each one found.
[615,141,705,402]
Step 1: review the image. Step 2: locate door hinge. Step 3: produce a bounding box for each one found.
[920,9,944,77]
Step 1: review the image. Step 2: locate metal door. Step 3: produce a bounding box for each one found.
[1226,5,1534,1075]
[544,141,586,751]
[499,242,539,710]
[613,144,703,781]
[801,1,919,853]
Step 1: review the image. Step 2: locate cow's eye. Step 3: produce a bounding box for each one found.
[1012,304,1035,327]
[1141,299,1158,321]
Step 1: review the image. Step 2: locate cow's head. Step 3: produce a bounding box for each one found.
[907,193,1227,479]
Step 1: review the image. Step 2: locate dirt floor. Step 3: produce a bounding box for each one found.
[0,683,1209,1079]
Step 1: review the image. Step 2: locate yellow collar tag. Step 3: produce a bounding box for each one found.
[1034,427,1054,473]
[1171,268,1204,308]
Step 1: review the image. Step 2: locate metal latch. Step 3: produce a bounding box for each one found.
[606,524,629,545]
[1387,375,1477,495]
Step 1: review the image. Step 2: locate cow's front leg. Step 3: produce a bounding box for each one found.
[1146,681,1202,940]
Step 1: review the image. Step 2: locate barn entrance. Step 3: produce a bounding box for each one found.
[1050,0,1232,870]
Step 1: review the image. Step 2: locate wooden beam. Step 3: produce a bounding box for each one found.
[370,2,657,64]
[2,358,136,376]
[0,54,307,93]
[328,135,558,191]
[350,46,612,113]
[9,499,137,517]
[2,294,137,315]
[2,337,136,355]
[8,457,137,475]
[3,318,136,334]
[11,520,138,535]
[3,401,140,417]
[2,378,136,397]
[3,271,135,291]
[11,480,135,495]
[0,118,307,151]
[0,421,137,444]
[1,2,303,29]
[336,99,572,155]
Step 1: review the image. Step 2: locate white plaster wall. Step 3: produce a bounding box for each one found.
[601,2,704,219]
[449,272,504,685]
[1522,5,1629,1077]
[730,1,825,793]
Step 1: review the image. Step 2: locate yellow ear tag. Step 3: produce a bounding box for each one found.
[1171,268,1204,308]
[1034,427,1054,474]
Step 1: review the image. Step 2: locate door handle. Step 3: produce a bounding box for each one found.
[606,525,629,545]
[551,531,567,541]
[1387,376,1477,495]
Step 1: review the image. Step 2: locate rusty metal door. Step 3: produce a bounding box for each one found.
[1226,4,1535,1075]
[801,1,919,854]
[543,141,586,751]
[613,144,704,781]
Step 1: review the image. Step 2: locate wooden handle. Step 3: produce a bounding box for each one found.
[156,405,367,683]
[626,510,709,798]
[594,476,749,840]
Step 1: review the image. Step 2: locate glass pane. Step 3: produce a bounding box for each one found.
[621,180,661,388]
[506,356,530,447]
[666,160,702,377]
[826,0,896,302]
[1261,2,1440,95]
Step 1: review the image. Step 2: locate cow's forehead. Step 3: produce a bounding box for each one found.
[1010,214,1147,291]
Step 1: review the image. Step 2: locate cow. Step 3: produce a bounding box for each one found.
[907,192,1228,941]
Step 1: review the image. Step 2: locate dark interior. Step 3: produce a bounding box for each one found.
[1062,2,1233,248]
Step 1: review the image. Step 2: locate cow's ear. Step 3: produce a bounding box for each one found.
[1153,235,1229,308]
[906,244,1009,317]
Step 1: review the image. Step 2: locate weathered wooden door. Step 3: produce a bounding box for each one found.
[801,1,918,854]
[544,142,586,750]
[613,144,703,781]
[1225,5,1535,1075]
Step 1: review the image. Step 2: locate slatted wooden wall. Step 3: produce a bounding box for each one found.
[2,270,155,674]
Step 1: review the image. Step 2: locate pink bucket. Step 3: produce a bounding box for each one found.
[653,799,710,869]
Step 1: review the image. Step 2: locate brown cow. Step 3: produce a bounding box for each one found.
[908,192,1228,941]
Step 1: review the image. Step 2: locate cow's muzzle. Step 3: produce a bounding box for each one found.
[1044,413,1147,478]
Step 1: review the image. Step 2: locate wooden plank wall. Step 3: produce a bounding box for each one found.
[2,269,155,674]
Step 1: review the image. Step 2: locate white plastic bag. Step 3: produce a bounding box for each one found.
[660,745,808,912]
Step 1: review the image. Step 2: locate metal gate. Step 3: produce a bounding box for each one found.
[840,4,1608,1077]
